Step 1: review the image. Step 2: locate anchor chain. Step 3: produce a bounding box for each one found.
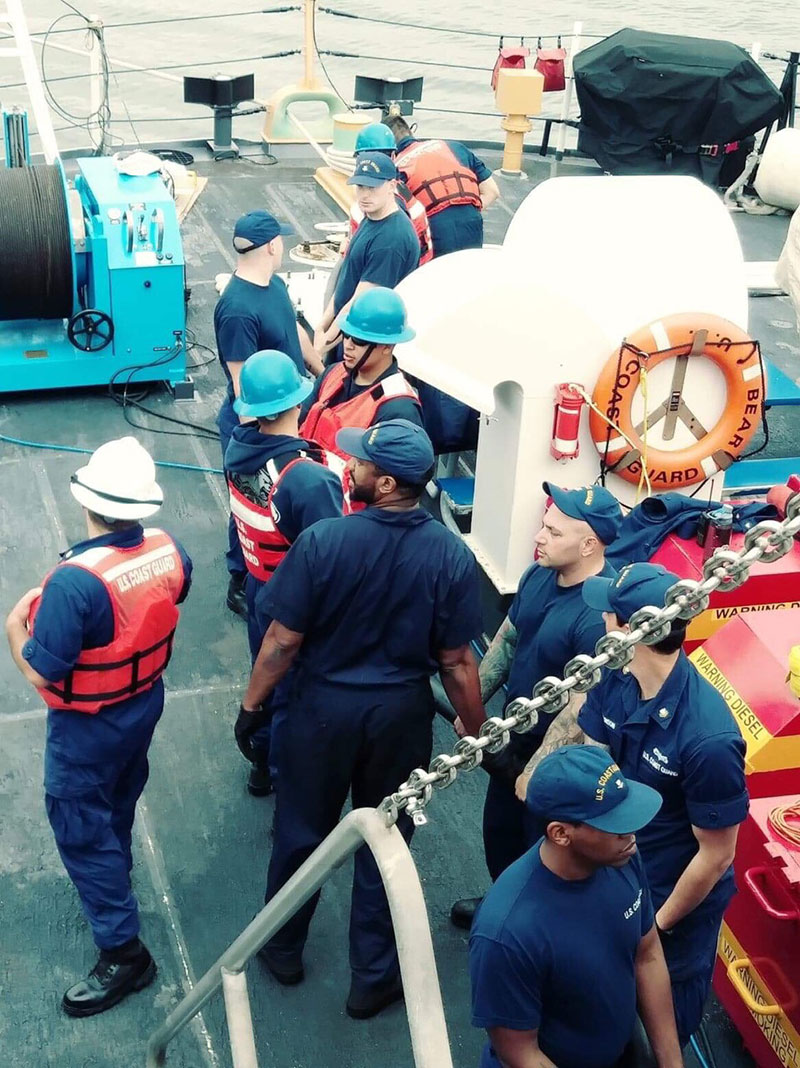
[378,495,800,827]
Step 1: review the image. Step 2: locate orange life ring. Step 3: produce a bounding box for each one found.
[589,313,764,488]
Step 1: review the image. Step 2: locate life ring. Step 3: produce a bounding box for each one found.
[590,313,764,488]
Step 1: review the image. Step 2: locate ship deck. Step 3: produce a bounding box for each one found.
[2,141,795,1068]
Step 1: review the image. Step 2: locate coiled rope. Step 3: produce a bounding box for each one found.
[0,164,73,320]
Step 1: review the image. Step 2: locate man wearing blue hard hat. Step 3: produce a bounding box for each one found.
[451,482,622,930]
[470,746,683,1068]
[300,287,422,461]
[315,153,420,360]
[215,210,322,619]
[519,561,748,1048]
[240,419,485,1020]
[226,350,346,797]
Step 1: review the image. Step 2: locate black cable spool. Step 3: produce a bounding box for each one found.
[0,164,73,321]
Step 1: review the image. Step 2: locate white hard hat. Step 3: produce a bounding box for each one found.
[70,437,163,520]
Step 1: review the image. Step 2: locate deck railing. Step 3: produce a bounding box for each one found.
[145,807,452,1068]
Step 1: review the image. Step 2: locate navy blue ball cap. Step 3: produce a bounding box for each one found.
[233,210,293,252]
[526,745,662,834]
[347,152,398,186]
[583,562,679,621]
[542,482,622,545]
[335,419,435,483]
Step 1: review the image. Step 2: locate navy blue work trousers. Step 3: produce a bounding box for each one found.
[43,683,163,950]
[482,736,541,882]
[661,910,724,1047]
[264,675,435,991]
[246,574,290,778]
[218,398,246,576]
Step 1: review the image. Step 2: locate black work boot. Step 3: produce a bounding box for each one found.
[62,940,156,1017]
[247,762,273,797]
[226,572,248,618]
[450,896,483,930]
[346,973,404,1020]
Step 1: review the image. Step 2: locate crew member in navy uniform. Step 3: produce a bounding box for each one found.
[382,114,500,257]
[470,746,683,1068]
[300,288,423,462]
[574,564,748,1047]
[450,483,622,930]
[315,154,420,359]
[214,209,322,618]
[5,437,192,1017]
[236,420,485,1019]
[226,349,346,796]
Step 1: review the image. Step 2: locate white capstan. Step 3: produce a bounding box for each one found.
[69,436,163,520]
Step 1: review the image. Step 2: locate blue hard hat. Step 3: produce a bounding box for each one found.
[339,288,416,345]
[234,350,313,418]
[355,123,397,154]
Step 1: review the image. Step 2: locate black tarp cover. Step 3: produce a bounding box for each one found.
[573,29,784,182]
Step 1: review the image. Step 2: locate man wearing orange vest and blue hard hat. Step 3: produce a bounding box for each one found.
[4,437,192,1018]
[382,114,500,257]
[226,350,346,796]
[300,287,423,459]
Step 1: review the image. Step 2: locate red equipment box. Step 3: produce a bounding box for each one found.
[651,532,800,654]
[714,794,800,1068]
[688,609,800,798]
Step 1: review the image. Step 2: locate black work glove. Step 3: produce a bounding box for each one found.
[479,747,527,792]
[234,704,267,763]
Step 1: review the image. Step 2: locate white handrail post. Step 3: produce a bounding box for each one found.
[551,19,583,175]
[221,968,260,1068]
[145,809,452,1068]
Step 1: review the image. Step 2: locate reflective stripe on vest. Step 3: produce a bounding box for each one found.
[299,364,421,459]
[395,139,482,218]
[28,528,184,714]
[349,182,434,264]
[229,451,312,582]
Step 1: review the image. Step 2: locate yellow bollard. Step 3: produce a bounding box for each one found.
[494,68,544,176]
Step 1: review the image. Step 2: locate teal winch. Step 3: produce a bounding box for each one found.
[0,150,191,396]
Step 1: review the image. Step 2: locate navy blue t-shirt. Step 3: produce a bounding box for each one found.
[506,561,616,737]
[470,842,653,1068]
[333,210,420,316]
[214,273,304,404]
[396,137,491,257]
[579,653,748,977]
[261,508,482,686]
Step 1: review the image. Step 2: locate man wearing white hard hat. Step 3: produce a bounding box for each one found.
[5,437,192,1018]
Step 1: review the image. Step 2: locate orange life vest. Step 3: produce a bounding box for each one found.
[349,182,434,264]
[227,446,346,583]
[394,139,482,218]
[27,529,185,714]
[299,363,421,460]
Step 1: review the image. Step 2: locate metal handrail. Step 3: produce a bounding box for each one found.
[145,808,453,1068]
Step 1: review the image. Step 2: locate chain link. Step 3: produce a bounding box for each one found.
[377,494,800,827]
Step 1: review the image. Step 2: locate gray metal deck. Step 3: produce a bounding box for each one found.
[1,142,787,1067]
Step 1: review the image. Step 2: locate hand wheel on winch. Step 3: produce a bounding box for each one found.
[67,309,114,352]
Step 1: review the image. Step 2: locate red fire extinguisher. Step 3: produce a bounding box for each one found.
[550,383,585,460]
